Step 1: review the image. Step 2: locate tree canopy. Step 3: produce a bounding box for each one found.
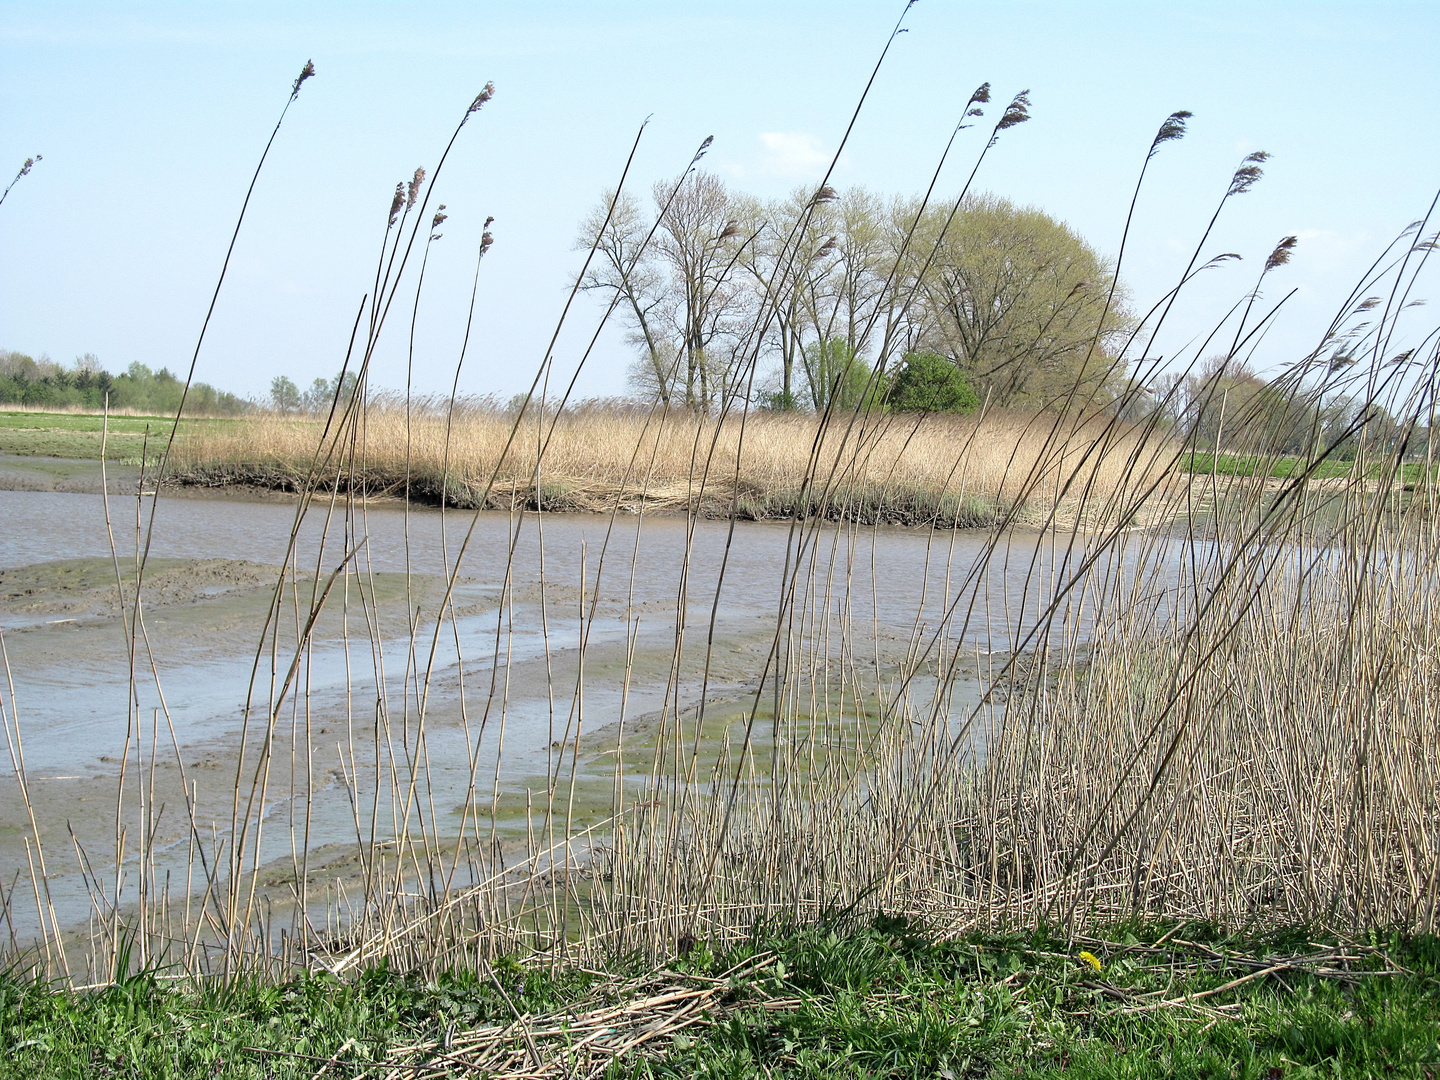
[902,194,1131,408]
[0,350,249,414]
[577,176,1131,414]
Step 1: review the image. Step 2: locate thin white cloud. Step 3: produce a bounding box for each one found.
[755,131,830,179]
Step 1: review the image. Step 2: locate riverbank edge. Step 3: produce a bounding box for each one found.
[167,462,1028,528]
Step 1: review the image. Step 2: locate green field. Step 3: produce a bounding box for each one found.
[1,920,1434,1078]
[0,410,235,461]
[1180,451,1436,485]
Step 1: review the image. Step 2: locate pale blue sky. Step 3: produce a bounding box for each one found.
[2,1,1437,401]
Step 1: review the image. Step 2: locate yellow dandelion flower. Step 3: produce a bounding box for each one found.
[1078,950,1102,972]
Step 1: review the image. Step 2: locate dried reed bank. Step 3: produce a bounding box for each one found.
[168,398,1171,528]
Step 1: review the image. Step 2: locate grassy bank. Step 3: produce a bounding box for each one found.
[0,409,235,462]
[1179,450,1436,485]
[2,920,1435,1078]
[163,399,1168,526]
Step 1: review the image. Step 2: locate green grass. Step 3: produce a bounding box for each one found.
[0,956,602,1079]
[3,921,1435,1078]
[1180,451,1436,485]
[1180,452,1355,480]
[0,410,236,460]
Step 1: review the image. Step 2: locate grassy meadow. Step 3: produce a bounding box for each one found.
[0,408,235,462]
[1180,450,1436,485]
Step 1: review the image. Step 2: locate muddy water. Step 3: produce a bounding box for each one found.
[0,482,1117,933]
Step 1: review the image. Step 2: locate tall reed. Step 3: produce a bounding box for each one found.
[1,10,1437,991]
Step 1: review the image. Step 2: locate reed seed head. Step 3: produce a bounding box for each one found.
[406,167,425,211]
[1264,235,1298,273]
[1148,110,1192,160]
[388,183,404,226]
[466,82,496,119]
[1227,151,1270,196]
[1203,253,1243,270]
[995,90,1032,132]
[290,60,315,100]
[958,86,988,131]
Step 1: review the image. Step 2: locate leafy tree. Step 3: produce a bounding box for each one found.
[300,371,359,415]
[302,377,331,412]
[804,337,885,413]
[887,351,980,413]
[269,375,302,414]
[0,350,247,413]
[901,194,1132,408]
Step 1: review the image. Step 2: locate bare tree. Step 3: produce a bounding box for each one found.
[738,187,839,409]
[575,191,673,405]
[822,187,892,362]
[651,171,749,410]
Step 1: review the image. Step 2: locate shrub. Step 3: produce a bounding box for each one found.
[887,351,980,413]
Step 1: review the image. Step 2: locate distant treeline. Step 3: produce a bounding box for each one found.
[267,372,360,416]
[0,350,250,415]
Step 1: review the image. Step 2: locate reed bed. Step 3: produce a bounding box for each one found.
[0,402,192,417]
[168,400,1166,528]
